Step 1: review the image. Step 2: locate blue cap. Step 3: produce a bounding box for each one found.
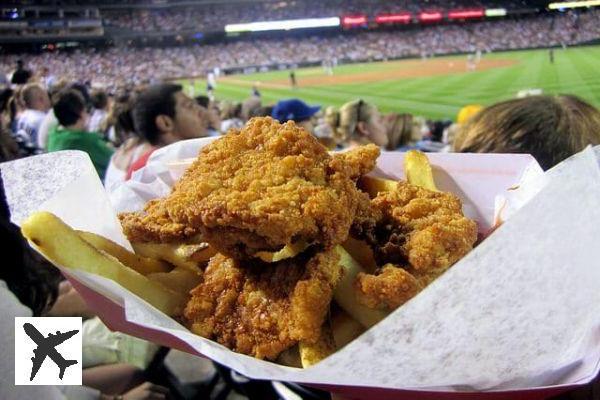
[271,99,321,123]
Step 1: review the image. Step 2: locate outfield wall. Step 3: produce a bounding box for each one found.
[170,40,600,81]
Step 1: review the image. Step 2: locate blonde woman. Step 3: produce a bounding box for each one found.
[326,99,388,148]
[385,113,423,151]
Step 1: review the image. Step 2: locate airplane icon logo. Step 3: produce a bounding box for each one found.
[15,317,82,386]
[23,323,79,381]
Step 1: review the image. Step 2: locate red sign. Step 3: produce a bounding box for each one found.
[375,12,412,24]
[342,14,368,27]
[448,9,485,19]
[418,11,443,22]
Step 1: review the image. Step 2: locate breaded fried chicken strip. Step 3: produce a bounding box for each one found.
[354,264,422,310]
[353,181,477,310]
[120,117,379,259]
[184,249,341,360]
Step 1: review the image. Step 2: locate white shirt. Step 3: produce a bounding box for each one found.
[220,118,243,133]
[16,109,46,148]
[87,109,107,134]
[104,141,148,191]
[0,281,99,400]
[37,110,59,150]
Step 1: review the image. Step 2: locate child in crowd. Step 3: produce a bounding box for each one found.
[47,89,114,180]
[326,99,388,148]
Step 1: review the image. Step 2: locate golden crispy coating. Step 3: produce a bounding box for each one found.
[120,117,379,259]
[329,145,381,181]
[118,199,199,244]
[355,264,422,310]
[352,181,477,310]
[184,249,341,360]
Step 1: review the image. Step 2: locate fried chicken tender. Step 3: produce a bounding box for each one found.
[120,117,379,259]
[354,264,422,310]
[353,181,477,310]
[184,249,341,360]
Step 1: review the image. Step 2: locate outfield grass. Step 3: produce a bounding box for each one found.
[181,45,600,120]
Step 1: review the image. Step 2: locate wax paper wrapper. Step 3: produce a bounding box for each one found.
[2,140,600,400]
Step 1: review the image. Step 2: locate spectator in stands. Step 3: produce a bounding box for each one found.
[442,104,484,151]
[40,66,57,90]
[88,89,110,134]
[327,99,388,148]
[195,95,221,136]
[9,86,25,133]
[250,105,273,119]
[220,101,244,133]
[104,104,141,190]
[15,83,51,149]
[271,98,320,133]
[125,83,209,180]
[0,121,19,162]
[0,70,8,87]
[37,80,75,150]
[453,95,600,170]
[241,96,262,120]
[47,89,114,179]
[385,113,419,151]
[10,60,31,85]
[0,90,19,160]
[103,90,136,147]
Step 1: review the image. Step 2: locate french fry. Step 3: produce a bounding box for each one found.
[77,231,172,275]
[255,240,310,263]
[132,241,213,271]
[404,150,437,191]
[175,242,217,265]
[333,246,387,328]
[147,267,202,294]
[299,320,336,367]
[21,212,187,316]
[331,310,365,350]
[342,237,377,273]
[358,176,397,198]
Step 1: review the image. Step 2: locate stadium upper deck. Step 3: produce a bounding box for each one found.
[0,0,548,43]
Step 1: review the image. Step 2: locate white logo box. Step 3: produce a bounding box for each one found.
[15,317,82,386]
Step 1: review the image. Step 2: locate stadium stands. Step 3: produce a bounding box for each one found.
[1,9,598,88]
[101,0,525,33]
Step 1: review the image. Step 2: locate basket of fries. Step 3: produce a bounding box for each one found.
[2,118,600,400]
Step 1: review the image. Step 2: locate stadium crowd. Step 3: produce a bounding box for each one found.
[1,10,598,89]
[102,0,523,33]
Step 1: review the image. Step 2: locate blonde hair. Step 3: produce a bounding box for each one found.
[20,83,45,109]
[241,96,261,121]
[386,113,414,150]
[454,95,600,170]
[326,100,377,144]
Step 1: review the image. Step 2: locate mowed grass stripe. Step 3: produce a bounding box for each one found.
[427,62,524,105]
[181,46,600,120]
[565,48,600,103]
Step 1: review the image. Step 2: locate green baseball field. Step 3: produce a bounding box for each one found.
[182,45,600,120]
